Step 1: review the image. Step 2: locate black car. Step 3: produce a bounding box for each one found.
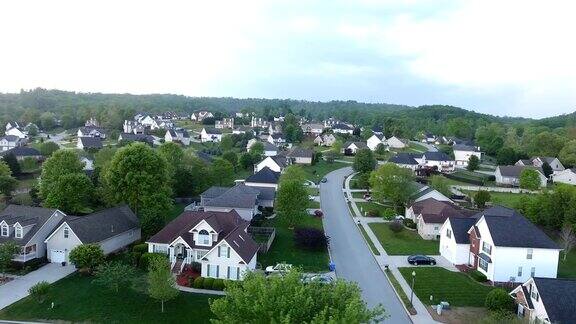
[321,177,328,183]
[407,255,436,266]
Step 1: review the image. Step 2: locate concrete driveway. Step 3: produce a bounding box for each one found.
[0,263,76,310]
[385,255,458,272]
[320,167,411,323]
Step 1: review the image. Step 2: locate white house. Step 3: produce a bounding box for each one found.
[314,134,336,147]
[165,128,191,146]
[200,183,275,220]
[301,123,324,135]
[411,183,453,203]
[439,206,560,283]
[215,118,234,129]
[5,126,27,139]
[387,153,420,171]
[286,147,314,165]
[77,137,103,150]
[5,121,22,131]
[0,135,25,151]
[137,115,160,130]
[331,123,354,134]
[146,210,258,279]
[510,277,576,323]
[453,144,482,167]
[77,126,106,139]
[516,157,565,175]
[386,136,408,149]
[367,134,386,151]
[250,117,268,128]
[405,198,471,240]
[342,141,369,155]
[267,133,286,146]
[415,152,455,172]
[254,155,289,173]
[44,205,140,263]
[495,165,547,187]
[552,168,576,185]
[200,128,223,143]
[191,111,214,122]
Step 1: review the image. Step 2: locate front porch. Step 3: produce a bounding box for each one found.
[12,245,37,263]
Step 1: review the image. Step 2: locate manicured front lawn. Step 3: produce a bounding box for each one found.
[301,161,348,183]
[0,273,217,323]
[259,215,329,272]
[398,267,495,307]
[368,223,439,255]
[558,249,576,278]
[462,190,536,209]
[359,224,380,255]
[356,201,393,218]
[351,191,368,199]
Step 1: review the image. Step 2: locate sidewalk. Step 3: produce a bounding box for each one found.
[177,285,226,295]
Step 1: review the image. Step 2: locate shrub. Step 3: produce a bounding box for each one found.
[191,261,202,273]
[366,208,380,217]
[293,227,329,251]
[188,277,195,287]
[382,209,396,220]
[203,277,215,290]
[139,253,166,270]
[193,277,205,289]
[250,214,264,227]
[69,244,104,273]
[485,288,515,312]
[132,243,149,254]
[474,190,491,208]
[28,281,50,303]
[212,278,225,290]
[403,218,416,229]
[388,220,404,233]
[470,270,488,283]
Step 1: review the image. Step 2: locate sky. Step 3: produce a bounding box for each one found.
[0,0,575,118]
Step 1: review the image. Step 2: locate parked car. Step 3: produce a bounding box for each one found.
[407,255,436,266]
[302,273,334,284]
[309,195,315,201]
[363,193,372,201]
[321,177,328,183]
[265,263,293,275]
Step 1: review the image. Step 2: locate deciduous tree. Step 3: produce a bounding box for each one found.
[276,178,308,228]
[353,149,376,174]
[519,169,542,190]
[467,155,480,171]
[210,158,235,186]
[0,242,19,273]
[474,190,491,208]
[93,261,135,292]
[148,256,178,313]
[69,244,104,273]
[39,150,84,199]
[369,164,416,210]
[44,173,94,214]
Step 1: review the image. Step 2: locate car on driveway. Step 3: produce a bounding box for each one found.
[265,263,293,275]
[407,255,436,266]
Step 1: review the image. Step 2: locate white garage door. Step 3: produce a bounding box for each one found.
[51,250,66,263]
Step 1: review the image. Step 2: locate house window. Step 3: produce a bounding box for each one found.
[482,242,492,255]
[531,267,536,277]
[517,267,523,277]
[207,264,219,278]
[434,226,439,231]
[236,267,240,280]
[531,290,539,301]
[153,245,167,254]
[446,229,452,238]
[198,230,211,245]
[527,249,533,259]
[196,250,207,260]
[227,266,231,279]
[14,226,22,239]
[479,258,488,272]
[0,224,7,237]
[64,227,69,239]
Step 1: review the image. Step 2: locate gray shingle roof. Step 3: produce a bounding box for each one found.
[63,205,139,244]
[79,137,103,149]
[201,184,275,208]
[262,141,278,151]
[204,128,222,135]
[453,144,480,152]
[246,167,280,184]
[332,123,353,130]
[389,153,419,165]
[1,135,21,142]
[533,277,576,323]
[423,151,452,161]
[0,205,59,246]
[287,147,314,159]
[448,217,478,244]
[498,165,543,178]
[0,146,41,157]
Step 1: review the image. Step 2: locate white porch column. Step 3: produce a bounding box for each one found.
[168,247,175,262]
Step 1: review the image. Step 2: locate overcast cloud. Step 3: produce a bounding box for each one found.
[0,0,575,118]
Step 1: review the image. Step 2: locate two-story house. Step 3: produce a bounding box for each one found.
[77,126,106,139]
[215,118,234,129]
[200,183,275,220]
[453,144,482,167]
[254,155,289,173]
[516,157,565,175]
[200,128,223,143]
[367,134,386,151]
[0,135,25,151]
[495,165,547,187]
[405,198,474,240]
[146,210,259,278]
[439,206,561,283]
[510,277,576,323]
[415,151,455,172]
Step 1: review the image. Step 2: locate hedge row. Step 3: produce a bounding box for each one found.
[191,277,230,291]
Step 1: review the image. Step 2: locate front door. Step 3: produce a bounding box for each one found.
[177,245,187,260]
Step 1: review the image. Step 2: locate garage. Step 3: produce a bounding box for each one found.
[50,249,66,263]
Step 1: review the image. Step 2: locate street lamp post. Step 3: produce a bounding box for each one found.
[410,271,416,307]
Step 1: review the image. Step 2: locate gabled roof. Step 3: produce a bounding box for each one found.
[448,217,478,244]
[533,277,576,323]
[1,135,21,142]
[453,144,480,152]
[203,128,222,135]
[0,205,60,246]
[389,153,419,165]
[287,147,314,159]
[119,133,153,145]
[79,137,103,149]
[260,155,288,168]
[369,134,385,140]
[332,123,353,130]
[201,183,275,208]
[423,151,453,161]
[0,146,41,157]
[270,133,285,139]
[411,198,472,224]
[246,167,280,184]
[343,141,368,150]
[497,165,543,178]
[262,141,278,151]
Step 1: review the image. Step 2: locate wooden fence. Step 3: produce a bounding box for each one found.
[247,227,276,253]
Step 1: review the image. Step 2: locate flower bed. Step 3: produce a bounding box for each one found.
[176,265,201,287]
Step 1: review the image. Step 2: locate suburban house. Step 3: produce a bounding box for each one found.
[286,147,314,165]
[510,277,576,323]
[421,132,437,144]
[200,128,223,143]
[412,182,452,203]
[301,123,324,135]
[314,134,336,147]
[5,121,22,131]
[0,146,43,161]
[254,155,289,173]
[439,206,560,283]
[516,157,565,175]
[215,118,234,129]
[495,165,547,187]
[342,141,369,155]
[191,111,214,122]
[246,139,278,156]
[250,117,268,128]
[267,133,286,146]
[146,210,258,279]
[136,115,160,129]
[245,167,280,190]
[77,126,106,139]
[5,124,27,139]
[44,205,140,263]
[367,134,386,151]
[552,168,576,185]
[200,183,275,220]
[0,205,66,263]
[118,133,154,146]
[388,153,420,170]
[331,123,354,134]
[0,135,25,151]
[164,128,191,146]
[386,136,408,149]
[371,126,384,135]
[77,137,103,150]
[415,151,455,172]
[405,198,473,240]
[123,120,145,134]
[453,144,482,167]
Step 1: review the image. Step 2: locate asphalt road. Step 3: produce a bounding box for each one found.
[320,167,411,323]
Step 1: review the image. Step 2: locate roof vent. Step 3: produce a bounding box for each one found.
[233,240,240,247]
[238,234,245,241]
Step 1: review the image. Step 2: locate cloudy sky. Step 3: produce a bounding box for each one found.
[0,0,575,118]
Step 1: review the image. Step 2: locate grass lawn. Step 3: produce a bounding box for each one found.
[558,249,576,278]
[359,224,380,255]
[259,215,329,272]
[356,202,393,217]
[462,190,535,209]
[0,273,216,323]
[10,193,33,206]
[301,161,348,183]
[368,223,439,255]
[398,267,495,307]
[352,191,368,199]
[308,200,320,209]
[385,269,416,314]
[16,178,38,190]
[166,203,186,222]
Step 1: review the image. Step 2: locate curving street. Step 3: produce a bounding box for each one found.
[320,167,411,323]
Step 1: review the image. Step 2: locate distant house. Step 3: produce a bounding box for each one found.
[267,133,286,146]
[215,118,234,129]
[146,210,258,278]
[301,123,324,135]
[165,128,191,146]
[5,126,27,139]
[314,134,336,147]
[84,117,100,127]
[331,123,354,135]
[406,198,473,240]
[0,146,42,161]
[137,115,160,129]
[232,126,252,135]
[254,155,289,173]
[422,132,437,144]
[388,153,420,170]
[411,182,452,203]
[118,133,154,146]
[386,136,408,149]
[367,134,386,151]
[371,126,384,135]
[342,141,368,155]
[510,277,576,323]
[5,121,22,131]
[250,117,268,128]
[552,168,576,185]
[44,205,140,263]
[416,151,455,172]
[77,137,103,150]
[191,111,214,122]
[516,157,565,175]
[77,126,106,139]
[495,165,547,187]
[245,167,281,190]
[268,123,282,135]
[0,135,25,151]
[123,120,145,134]
[439,206,560,283]
[200,128,223,143]
[200,183,275,220]
[453,145,482,167]
[286,147,314,165]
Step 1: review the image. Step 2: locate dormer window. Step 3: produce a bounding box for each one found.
[1,224,8,237]
[15,225,23,239]
[198,230,211,245]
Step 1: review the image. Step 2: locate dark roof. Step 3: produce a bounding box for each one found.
[201,184,275,208]
[1,135,21,142]
[411,198,471,224]
[533,277,576,323]
[270,133,285,139]
[262,141,278,151]
[521,285,534,309]
[371,126,383,133]
[147,210,258,262]
[423,151,452,161]
[79,126,106,135]
[203,128,222,135]
[266,155,288,168]
[79,137,103,149]
[119,133,153,145]
[63,205,139,243]
[448,217,478,244]
[287,147,314,159]
[453,144,480,152]
[497,165,543,178]
[0,146,41,157]
[389,153,419,165]
[167,129,177,137]
[343,141,368,149]
[332,123,353,130]
[246,167,280,184]
[0,205,59,246]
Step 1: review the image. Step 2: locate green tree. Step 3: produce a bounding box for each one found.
[541,162,553,178]
[220,135,234,151]
[369,164,416,210]
[221,151,238,168]
[0,242,19,273]
[2,153,21,175]
[69,244,104,273]
[20,157,37,172]
[430,175,451,197]
[467,155,480,171]
[239,152,255,170]
[475,124,504,155]
[28,281,50,304]
[0,160,18,197]
[39,150,84,200]
[27,124,39,137]
[158,142,184,175]
[94,147,117,170]
[211,158,235,186]
[249,142,264,157]
[474,190,491,208]
[93,261,135,293]
[485,288,515,312]
[559,140,576,167]
[39,112,56,130]
[353,149,376,174]
[279,165,306,184]
[276,178,308,228]
[519,169,542,190]
[374,143,387,156]
[44,173,94,214]
[526,132,564,157]
[147,256,179,313]
[496,147,524,165]
[38,142,60,157]
[210,270,385,323]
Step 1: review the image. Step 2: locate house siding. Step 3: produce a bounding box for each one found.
[45,224,83,263]
[24,211,66,260]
